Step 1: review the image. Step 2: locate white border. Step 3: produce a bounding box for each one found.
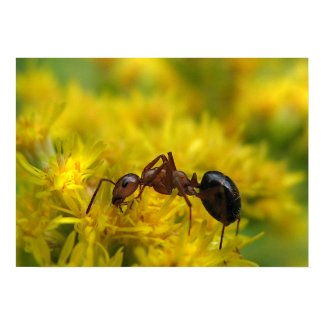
[1,1,324,324]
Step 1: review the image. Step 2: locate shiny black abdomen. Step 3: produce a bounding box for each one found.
[199,171,241,226]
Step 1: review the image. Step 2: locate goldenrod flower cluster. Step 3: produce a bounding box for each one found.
[16,58,307,266]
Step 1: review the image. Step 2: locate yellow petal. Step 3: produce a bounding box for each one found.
[30,236,51,266]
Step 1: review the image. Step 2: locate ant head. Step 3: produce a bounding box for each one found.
[112,173,140,206]
[198,171,241,226]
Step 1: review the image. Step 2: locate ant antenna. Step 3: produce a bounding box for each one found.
[86,178,115,214]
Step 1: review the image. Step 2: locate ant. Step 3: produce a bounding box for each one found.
[86,152,241,249]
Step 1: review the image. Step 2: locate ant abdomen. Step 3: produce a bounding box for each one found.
[198,171,241,249]
[199,171,241,224]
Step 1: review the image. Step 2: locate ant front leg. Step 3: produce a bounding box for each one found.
[118,202,128,213]
[86,178,115,214]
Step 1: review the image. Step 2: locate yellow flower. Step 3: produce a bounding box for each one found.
[17,137,105,208]
[16,102,65,156]
[134,220,263,267]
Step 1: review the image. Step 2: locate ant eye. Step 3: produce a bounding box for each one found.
[122,179,129,188]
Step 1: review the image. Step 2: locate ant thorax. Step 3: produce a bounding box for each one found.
[142,168,170,195]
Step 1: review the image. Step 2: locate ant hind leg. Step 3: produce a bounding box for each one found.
[219,223,226,250]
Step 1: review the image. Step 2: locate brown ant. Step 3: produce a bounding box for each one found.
[86,152,241,249]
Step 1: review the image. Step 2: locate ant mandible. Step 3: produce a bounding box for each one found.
[86,152,241,249]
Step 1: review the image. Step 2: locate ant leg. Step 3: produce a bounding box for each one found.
[118,202,128,213]
[174,178,192,235]
[167,152,177,170]
[142,154,168,172]
[86,178,115,214]
[129,199,134,210]
[136,160,170,200]
[136,154,169,200]
[219,223,226,250]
